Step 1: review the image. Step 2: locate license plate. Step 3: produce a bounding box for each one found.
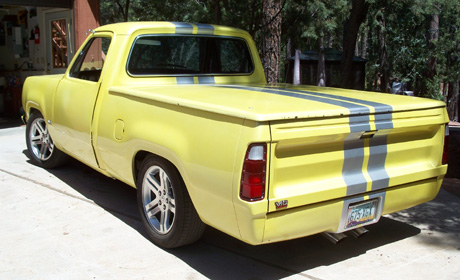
[345,199,378,229]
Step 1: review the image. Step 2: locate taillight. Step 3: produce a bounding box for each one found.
[443,125,449,165]
[240,143,267,201]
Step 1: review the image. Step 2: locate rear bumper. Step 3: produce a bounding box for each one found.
[237,166,446,245]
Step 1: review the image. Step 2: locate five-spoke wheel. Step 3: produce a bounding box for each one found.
[137,156,205,248]
[142,165,176,234]
[26,111,67,168]
[28,115,54,161]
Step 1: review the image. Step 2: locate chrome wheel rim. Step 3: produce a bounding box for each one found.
[29,117,54,161]
[142,166,176,234]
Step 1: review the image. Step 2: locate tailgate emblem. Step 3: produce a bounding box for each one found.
[275,200,288,209]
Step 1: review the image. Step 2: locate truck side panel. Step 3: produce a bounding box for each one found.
[94,88,271,240]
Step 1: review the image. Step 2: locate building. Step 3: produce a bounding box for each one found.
[284,48,367,90]
[0,0,100,117]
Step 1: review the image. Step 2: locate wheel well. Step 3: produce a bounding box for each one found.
[133,151,182,186]
[27,108,40,121]
[133,151,149,182]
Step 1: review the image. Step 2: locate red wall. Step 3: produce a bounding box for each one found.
[73,0,100,49]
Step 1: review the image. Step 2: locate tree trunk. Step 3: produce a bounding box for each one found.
[317,36,326,87]
[328,33,334,48]
[377,13,390,93]
[262,0,282,84]
[340,0,370,89]
[448,80,460,121]
[124,0,130,22]
[425,14,439,96]
[286,38,292,58]
[114,0,128,21]
[213,0,221,24]
[361,27,368,59]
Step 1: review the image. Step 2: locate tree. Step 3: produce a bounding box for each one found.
[437,0,460,120]
[100,0,131,23]
[282,0,348,86]
[261,0,282,83]
[340,0,370,89]
[99,0,460,121]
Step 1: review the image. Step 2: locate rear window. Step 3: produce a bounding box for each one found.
[127,35,254,76]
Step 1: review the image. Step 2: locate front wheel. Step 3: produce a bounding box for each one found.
[137,156,205,248]
[25,111,68,168]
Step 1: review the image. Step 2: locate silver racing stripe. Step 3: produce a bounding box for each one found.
[344,137,368,196]
[198,76,215,84]
[218,85,393,201]
[368,135,390,191]
[375,113,393,130]
[220,85,372,116]
[176,76,215,84]
[194,23,214,35]
[271,86,392,212]
[176,77,194,84]
[171,22,215,35]
[264,85,393,114]
[349,115,371,132]
[171,22,216,85]
[172,22,194,34]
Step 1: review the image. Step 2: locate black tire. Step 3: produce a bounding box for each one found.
[137,155,205,248]
[25,111,68,169]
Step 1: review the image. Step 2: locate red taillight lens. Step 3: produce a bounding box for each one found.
[240,143,267,201]
[443,125,449,165]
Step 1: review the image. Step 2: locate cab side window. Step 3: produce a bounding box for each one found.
[70,37,111,82]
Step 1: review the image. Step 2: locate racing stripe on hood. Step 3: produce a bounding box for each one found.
[222,85,392,198]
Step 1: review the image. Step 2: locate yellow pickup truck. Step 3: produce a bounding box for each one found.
[22,22,449,248]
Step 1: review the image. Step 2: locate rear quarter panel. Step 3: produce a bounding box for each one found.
[94,88,271,240]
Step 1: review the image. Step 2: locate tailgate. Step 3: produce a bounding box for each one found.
[267,104,447,213]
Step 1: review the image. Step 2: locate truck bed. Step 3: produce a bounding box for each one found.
[109,84,446,121]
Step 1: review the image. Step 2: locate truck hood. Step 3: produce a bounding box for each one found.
[109,84,446,122]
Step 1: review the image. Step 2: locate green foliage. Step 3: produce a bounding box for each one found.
[437,0,460,82]
[282,0,349,51]
[100,0,460,107]
[364,0,460,100]
[100,0,210,24]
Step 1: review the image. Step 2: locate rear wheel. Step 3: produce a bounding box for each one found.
[25,111,68,168]
[137,155,205,248]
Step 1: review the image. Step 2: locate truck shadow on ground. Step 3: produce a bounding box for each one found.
[24,151,457,279]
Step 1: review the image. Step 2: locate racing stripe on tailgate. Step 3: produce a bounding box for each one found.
[224,85,393,199]
[259,85,394,195]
